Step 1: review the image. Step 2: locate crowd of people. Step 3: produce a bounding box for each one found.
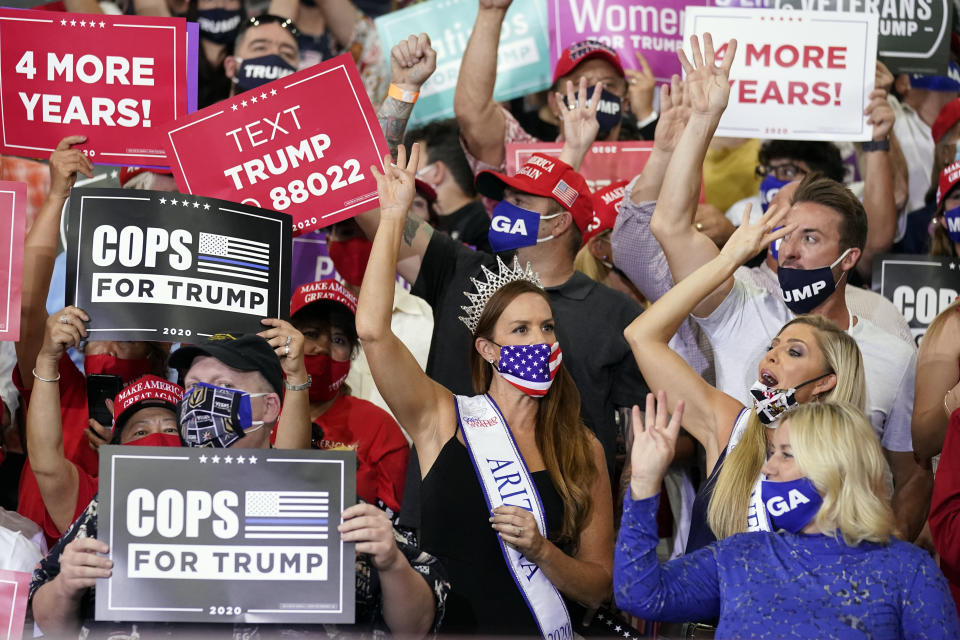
[3,0,960,637]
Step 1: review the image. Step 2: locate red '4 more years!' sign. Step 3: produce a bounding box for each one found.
[165,54,389,236]
[0,9,192,166]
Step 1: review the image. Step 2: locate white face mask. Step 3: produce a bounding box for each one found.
[535,212,562,244]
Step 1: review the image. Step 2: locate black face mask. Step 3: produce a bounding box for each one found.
[564,85,622,138]
[234,54,297,92]
[198,8,243,44]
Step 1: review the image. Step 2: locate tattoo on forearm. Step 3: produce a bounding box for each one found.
[402,213,434,247]
[378,97,415,160]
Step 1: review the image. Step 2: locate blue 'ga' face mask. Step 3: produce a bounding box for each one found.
[944,206,960,243]
[488,200,559,253]
[178,382,266,448]
[760,476,823,534]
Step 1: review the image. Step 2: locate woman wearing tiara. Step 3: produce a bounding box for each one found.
[356,144,613,636]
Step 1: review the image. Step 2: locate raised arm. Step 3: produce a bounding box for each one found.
[857,89,897,281]
[258,319,311,449]
[624,205,793,472]
[453,0,512,168]
[650,34,737,318]
[615,393,722,622]
[630,75,689,204]
[355,144,454,455]
[15,137,93,390]
[28,308,88,533]
[354,34,438,285]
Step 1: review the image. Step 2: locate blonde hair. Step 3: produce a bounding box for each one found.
[708,315,867,539]
[923,296,960,341]
[573,231,611,283]
[788,402,896,545]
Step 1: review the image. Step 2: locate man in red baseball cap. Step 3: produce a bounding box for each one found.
[454,0,653,180]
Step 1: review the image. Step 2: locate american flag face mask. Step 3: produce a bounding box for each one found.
[492,342,562,397]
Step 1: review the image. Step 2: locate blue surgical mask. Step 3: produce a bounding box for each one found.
[944,206,960,243]
[198,8,242,44]
[488,200,560,253]
[777,248,851,315]
[234,54,296,93]
[178,383,266,448]
[769,226,783,261]
[759,174,790,213]
[564,86,622,138]
[761,477,823,534]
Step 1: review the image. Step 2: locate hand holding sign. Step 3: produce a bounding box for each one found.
[679,33,738,120]
[37,306,89,371]
[57,536,113,595]
[338,503,403,572]
[865,89,894,141]
[49,137,94,200]
[258,318,306,382]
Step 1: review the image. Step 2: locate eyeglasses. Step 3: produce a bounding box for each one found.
[756,162,807,182]
[243,14,300,39]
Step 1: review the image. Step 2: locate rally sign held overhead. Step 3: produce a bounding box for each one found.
[96,446,356,623]
[65,188,291,341]
[549,0,704,82]
[375,0,551,126]
[682,8,877,141]
[506,141,652,191]
[873,253,960,345]
[0,9,195,166]
[0,182,26,341]
[165,53,388,236]
[708,0,951,75]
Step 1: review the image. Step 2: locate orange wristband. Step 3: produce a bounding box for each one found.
[388,83,419,104]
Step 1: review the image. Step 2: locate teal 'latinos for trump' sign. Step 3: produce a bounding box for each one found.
[375,0,551,126]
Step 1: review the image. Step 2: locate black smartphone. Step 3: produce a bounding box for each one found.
[86,374,124,427]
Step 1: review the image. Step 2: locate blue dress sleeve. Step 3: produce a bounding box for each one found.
[614,493,722,622]
[900,549,960,639]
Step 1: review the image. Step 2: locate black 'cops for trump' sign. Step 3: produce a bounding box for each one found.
[96,446,356,623]
[66,188,292,341]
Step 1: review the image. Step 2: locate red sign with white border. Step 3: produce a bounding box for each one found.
[0,9,191,166]
[0,182,26,341]
[0,570,30,640]
[164,53,388,236]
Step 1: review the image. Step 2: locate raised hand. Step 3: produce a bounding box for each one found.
[652,74,690,153]
[478,0,513,10]
[629,391,684,500]
[258,318,306,382]
[677,33,737,120]
[557,77,601,169]
[371,143,421,222]
[38,307,88,365]
[875,60,894,94]
[625,50,657,121]
[48,136,94,201]
[864,88,894,141]
[719,202,795,267]
[390,33,437,92]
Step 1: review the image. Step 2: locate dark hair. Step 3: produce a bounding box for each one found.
[759,140,846,183]
[404,119,477,197]
[291,301,360,357]
[791,173,867,252]
[468,280,597,551]
[235,13,300,48]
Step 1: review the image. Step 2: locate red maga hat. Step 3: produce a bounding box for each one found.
[583,180,629,244]
[290,279,358,316]
[553,40,625,84]
[113,375,183,431]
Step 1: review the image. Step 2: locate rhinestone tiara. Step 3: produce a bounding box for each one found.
[458,256,543,334]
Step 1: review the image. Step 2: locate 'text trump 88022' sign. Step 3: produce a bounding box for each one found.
[96,447,356,623]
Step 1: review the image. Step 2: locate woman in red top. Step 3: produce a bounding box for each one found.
[290,279,409,516]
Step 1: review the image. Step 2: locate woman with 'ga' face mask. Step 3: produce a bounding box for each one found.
[288,279,410,516]
[930,161,960,257]
[614,397,959,638]
[356,144,614,635]
[624,203,867,554]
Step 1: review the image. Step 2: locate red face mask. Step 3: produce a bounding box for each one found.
[304,354,350,403]
[327,237,372,287]
[124,433,182,448]
[85,354,152,383]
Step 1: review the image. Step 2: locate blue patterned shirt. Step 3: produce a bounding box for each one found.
[614,493,959,639]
